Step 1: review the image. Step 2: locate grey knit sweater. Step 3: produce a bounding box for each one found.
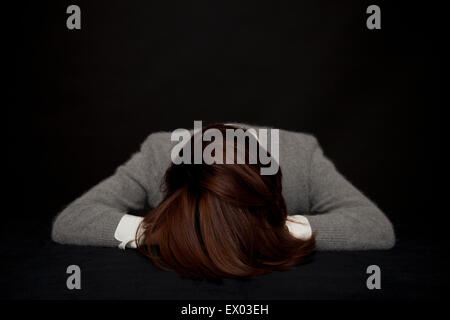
[51,123,395,250]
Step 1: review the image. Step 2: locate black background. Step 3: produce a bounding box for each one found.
[2,0,445,301]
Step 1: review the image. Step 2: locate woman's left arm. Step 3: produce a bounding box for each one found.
[302,136,396,250]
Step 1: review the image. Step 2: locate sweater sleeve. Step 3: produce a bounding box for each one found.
[51,137,155,247]
[303,137,396,250]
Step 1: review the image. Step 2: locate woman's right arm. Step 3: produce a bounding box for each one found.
[51,134,160,247]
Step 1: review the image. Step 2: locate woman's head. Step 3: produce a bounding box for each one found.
[137,123,315,279]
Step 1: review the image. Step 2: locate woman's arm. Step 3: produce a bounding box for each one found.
[303,136,396,250]
[51,136,157,247]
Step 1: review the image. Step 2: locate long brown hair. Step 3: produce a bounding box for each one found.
[137,123,315,279]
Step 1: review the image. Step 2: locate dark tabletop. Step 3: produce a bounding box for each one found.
[1,218,446,300]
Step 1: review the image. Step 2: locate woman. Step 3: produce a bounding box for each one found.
[51,122,395,279]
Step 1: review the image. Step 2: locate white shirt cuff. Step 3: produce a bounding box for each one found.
[285,215,312,240]
[114,214,144,250]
